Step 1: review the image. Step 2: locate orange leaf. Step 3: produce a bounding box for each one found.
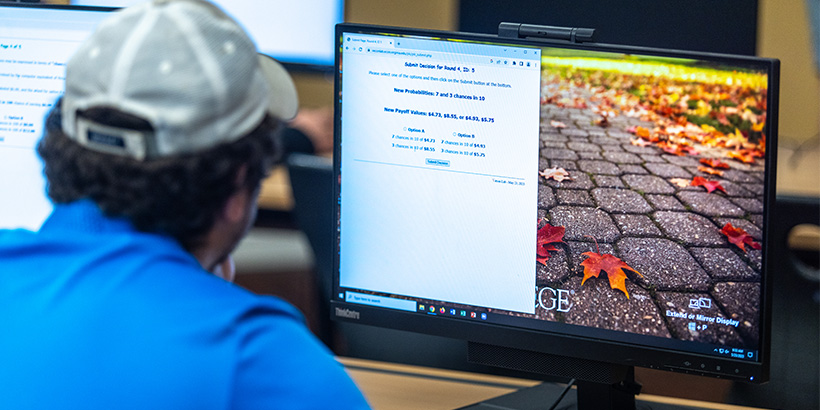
[698,166,724,176]
[630,138,652,147]
[580,251,643,298]
[691,176,727,194]
[699,158,730,169]
[537,222,566,265]
[550,120,567,129]
[727,150,756,164]
[720,223,761,252]
[539,166,571,182]
[632,126,651,139]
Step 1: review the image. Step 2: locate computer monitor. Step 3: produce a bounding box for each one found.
[332,23,778,409]
[0,4,113,231]
[68,0,344,69]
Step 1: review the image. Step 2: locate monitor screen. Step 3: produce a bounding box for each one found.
[68,0,343,68]
[0,5,113,231]
[332,23,778,395]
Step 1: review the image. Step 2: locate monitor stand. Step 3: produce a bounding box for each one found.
[465,342,715,410]
[457,381,719,410]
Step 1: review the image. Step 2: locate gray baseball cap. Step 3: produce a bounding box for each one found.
[61,0,298,161]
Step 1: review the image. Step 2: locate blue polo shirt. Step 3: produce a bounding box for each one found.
[0,200,370,410]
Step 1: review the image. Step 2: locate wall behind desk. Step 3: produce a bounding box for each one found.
[295,0,819,159]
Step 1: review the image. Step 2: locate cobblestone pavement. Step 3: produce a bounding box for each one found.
[531,90,765,348]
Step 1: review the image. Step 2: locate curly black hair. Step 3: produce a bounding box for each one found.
[38,99,281,252]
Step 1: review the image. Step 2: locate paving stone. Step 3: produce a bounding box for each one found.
[664,155,701,167]
[715,218,762,240]
[578,160,621,175]
[549,159,579,171]
[715,181,755,197]
[560,128,590,137]
[601,144,625,152]
[618,164,648,175]
[603,152,643,164]
[730,198,764,213]
[568,142,601,152]
[592,188,652,214]
[721,169,760,184]
[538,208,547,220]
[622,174,675,194]
[747,249,762,272]
[587,129,608,138]
[646,194,686,211]
[644,163,692,178]
[539,157,550,170]
[590,135,624,146]
[640,154,668,163]
[617,237,711,291]
[621,144,658,155]
[545,276,670,337]
[550,206,620,242]
[653,211,725,246]
[749,214,763,229]
[689,248,759,281]
[542,141,568,149]
[536,247,571,284]
[570,113,593,122]
[656,292,743,345]
[577,151,602,160]
[607,130,634,140]
[540,132,568,142]
[545,172,593,190]
[593,175,625,188]
[541,147,579,160]
[556,189,594,206]
[740,183,764,196]
[538,185,556,209]
[614,214,662,237]
[676,191,745,217]
[712,282,761,345]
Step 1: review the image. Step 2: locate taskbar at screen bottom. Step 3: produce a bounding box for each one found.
[337,290,760,365]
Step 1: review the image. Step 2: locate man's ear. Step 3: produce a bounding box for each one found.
[222,165,250,223]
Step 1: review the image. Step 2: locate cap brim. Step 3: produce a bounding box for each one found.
[258,54,299,121]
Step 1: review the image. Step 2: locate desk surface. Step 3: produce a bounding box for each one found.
[339,357,767,410]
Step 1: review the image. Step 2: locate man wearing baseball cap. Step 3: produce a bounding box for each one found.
[0,1,370,408]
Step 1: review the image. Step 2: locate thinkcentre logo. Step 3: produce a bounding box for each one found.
[335,308,361,320]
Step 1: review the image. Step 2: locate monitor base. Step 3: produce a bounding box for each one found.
[457,381,718,410]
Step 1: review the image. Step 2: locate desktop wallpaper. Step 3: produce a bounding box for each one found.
[529,48,768,350]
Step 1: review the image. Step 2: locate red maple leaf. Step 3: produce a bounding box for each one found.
[720,223,761,252]
[537,222,565,265]
[699,158,730,169]
[580,251,643,298]
[691,176,727,194]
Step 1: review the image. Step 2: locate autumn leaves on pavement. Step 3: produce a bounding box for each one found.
[537,61,765,300]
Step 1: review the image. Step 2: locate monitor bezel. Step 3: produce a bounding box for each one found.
[331,22,778,383]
